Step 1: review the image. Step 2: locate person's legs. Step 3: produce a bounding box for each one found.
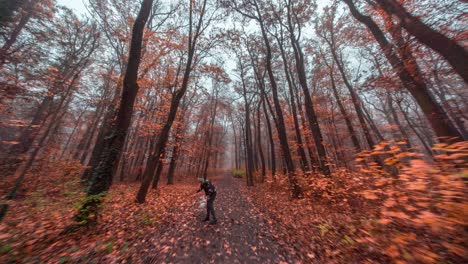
[204,196,210,221]
[208,193,217,224]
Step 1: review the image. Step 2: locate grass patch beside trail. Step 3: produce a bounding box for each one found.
[232,169,245,178]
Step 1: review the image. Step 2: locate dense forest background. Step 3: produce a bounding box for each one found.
[0,0,466,263]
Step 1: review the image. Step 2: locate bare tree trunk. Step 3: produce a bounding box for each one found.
[129,136,148,177]
[136,0,209,203]
[256,100,266,182]
[275,32,310,172]
[329,69,362,153]
[0,0,26,24]
[202,89,219,179]
[237,57,255,186]
[0,2,34,68]
[295,91,319,170]
[387,92,412,149]
[285,3,330,177]
[338,61,375,149]
[60,105,88,159]
[254,4,301,196]
[397,101,433,156]
[81,98,119,181]
[152,150,165,189]
[343,0,463,142]
[374,0,468,83]
[262,96,276,179]
[75,0,154,224]
[74,102,104,162]
[230,114,239,170]
[166,144,179,185]
[430,80,468,139]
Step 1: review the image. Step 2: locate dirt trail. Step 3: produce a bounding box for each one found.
[142,172,295,263]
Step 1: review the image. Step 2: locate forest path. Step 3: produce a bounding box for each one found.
[142,171,294,263]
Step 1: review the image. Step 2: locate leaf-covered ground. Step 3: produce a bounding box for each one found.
[1,163,294,263]
[141,172,294,263]
[0,161,206,263]
[241,165,467,264]
[0,157,466,263]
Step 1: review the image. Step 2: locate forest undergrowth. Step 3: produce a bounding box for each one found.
[243,141,467,263]
[0,159,198,263]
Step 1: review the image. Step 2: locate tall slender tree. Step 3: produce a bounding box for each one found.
[75,0,154,224]
[342,0,464,142]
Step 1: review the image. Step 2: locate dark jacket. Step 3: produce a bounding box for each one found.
[197,181,216,196]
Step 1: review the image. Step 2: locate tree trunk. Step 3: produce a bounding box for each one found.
[285,5,330,177]
[166,144,179,185]
[295,89,319,171]
[74,102,104,162]
[329,69,362,153]
[254,4,301,196]
[60,105,88,159]
[0,2,34,68]
[275,33,310,172]
[81,101,118,181]
[0,0,27,24]
[374,0,468,83]
[343,0,463,142]
[230,114,239,169]
[202,90,219,179]
[238,58,254,186]
[135,0,208,203]
[397,101,433,156]
[387,93,412,150]
[75,0,153,224]
[256,100,266,182]
[152,150,165,189]
[262,96,276,179]
[332,50,378,151]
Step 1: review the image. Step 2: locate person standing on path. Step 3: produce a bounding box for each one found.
[196,178,217,225]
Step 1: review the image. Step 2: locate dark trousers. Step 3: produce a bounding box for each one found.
[206,192,216,220]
